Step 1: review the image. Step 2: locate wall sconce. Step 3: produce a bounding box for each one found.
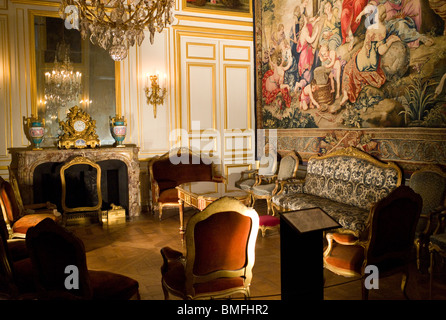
[145,73,167,118]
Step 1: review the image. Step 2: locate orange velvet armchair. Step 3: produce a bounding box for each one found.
[149,147,225,219]
[323,185,422,299]
[160,196,259,300]
[0,176,60,238]
[0,204,35,299]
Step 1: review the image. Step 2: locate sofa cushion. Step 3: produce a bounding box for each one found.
[159,188,179,203]
[12,213,59,237]
[156,179,178,193]
[304,156,400,211]
[323,242,364,276]
[272,193,369,232]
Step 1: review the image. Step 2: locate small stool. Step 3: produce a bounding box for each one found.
[259,215,280,237]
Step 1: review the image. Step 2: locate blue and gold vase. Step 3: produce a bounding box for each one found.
[25,115,45,150]
[110,115,127,147]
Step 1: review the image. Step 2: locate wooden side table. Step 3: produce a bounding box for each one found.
[176,181,250,238]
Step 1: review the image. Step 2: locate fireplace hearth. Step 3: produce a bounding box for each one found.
[9,146,140,218]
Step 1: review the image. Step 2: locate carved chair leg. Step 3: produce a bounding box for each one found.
[429,246,434,300]
[161,280,169,300]
[401,270,409,300]
[159,205,163,220]
[266,198,272,215]
[271,202,277,216]
[361,278,369,300]
[324,233,334,257]
[415,239,421,270]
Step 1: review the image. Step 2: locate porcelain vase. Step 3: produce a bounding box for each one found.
[25,116,45,150]
[110,115,127,147]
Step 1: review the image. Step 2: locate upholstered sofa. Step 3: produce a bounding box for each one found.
[271,147,402,236]
[149,147,225,219]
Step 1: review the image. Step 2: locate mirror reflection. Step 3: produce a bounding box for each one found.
[34,15,116,147]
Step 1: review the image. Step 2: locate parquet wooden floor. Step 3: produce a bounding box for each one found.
[69,200,446,301]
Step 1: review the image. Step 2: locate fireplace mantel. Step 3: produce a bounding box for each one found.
[9,145,141,218]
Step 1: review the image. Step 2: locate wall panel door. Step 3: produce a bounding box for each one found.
[176,29,254,190]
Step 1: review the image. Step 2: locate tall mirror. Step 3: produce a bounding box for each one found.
[34,13,117,147]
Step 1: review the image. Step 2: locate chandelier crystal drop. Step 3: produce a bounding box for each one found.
[59,0,176,61]
[44,43,82,107]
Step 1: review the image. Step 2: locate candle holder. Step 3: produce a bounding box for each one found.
[144,74,167,118]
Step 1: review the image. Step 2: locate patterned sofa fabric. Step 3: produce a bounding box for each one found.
[273,193,370,232]
[272,147,402,234]
[304,156,400,211]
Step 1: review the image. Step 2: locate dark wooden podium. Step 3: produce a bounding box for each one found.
[280,207,340,300]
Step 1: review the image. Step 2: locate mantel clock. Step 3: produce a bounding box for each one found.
[58,105,100,149]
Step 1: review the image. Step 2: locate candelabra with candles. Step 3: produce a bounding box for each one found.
[145,74,167,118]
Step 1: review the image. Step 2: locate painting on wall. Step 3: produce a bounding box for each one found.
[184,0,252,16]
[255,0,446,130]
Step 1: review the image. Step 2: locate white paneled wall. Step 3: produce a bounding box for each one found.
[177,30,254,190]
[0,0,254,195]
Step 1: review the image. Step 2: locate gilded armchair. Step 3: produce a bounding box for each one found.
[160,197,259,300]
[149,147,224,220]
[251,151,299,215]
[59,156,103,226]
[409,165,446,272]
[429,210,446,299]
[235,144,280,195]
[0,176,59,238]
[323,186,422,299]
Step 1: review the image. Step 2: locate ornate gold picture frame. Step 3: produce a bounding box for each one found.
[183,0,252,18]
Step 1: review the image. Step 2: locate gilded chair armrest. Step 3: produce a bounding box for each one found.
[324,232,364,257]
[272,180,281,196]
[426,207,446,235]
[151,179,160,204]
[331,233,360,245]
[212,175,226,183]
[324,233,335,257]
[235,169,257,185]
[160,246,184,273]
[433,210,446,234]
[272,178,289,195]
[254,174,277,186]
[24,201,57,211]
[23,201,57,215]
[241,169,258,176]
[417,206,444,236]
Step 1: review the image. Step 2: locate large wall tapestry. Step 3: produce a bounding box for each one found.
[255,0,446,171]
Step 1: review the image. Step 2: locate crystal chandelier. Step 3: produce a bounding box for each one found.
[59,0,176,61]
[44,43,82,107]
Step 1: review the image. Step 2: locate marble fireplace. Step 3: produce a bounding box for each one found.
[9,145,141,218]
